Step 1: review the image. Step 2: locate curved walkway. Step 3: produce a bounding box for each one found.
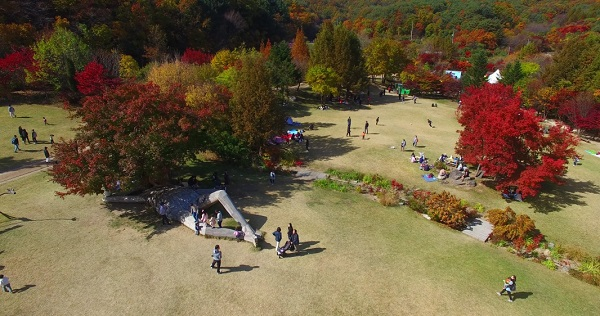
[0,160,51,185]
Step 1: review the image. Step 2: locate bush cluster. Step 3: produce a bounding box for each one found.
[425,191,469,230]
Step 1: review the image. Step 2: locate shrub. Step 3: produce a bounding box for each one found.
[377,189,400,206]
[473,202,485,213]
[569,269,600,287]
[542,259,557,270]
[433,160,447,170]
[390,179,404,191]
[578,257,600,276]
[426,191,468,230]
[325,169,365,181]
[407,190,431,213]
[486,207,537,242]
[313,179,351,192]
[525,234,545,253]
[374,178,391,190]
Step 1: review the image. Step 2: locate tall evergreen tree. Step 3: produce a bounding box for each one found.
[230,54,283,153]
[500,60,524,86]
[332,25,367,95]
[267,41,299,97]
[310,22,335,68]
[462,50,488,88]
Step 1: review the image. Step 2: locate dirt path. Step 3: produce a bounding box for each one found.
[0,160,51,185]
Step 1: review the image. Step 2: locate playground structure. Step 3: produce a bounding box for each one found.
[104,187,262,246]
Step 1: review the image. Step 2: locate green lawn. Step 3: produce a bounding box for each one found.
[290,91,600,255]
[1,171,599,315]
[0,103,78,172]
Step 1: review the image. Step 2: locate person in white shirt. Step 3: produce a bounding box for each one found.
[1,274,13,293]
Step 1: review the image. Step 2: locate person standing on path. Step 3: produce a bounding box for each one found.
[497,275,516,302]
[290,229,300,252]
[413,135,418,147]
[216,210,223,228]
[211,245,222,274]
[364,121,369,134]
[11,135,20,153]
[376,117,379,125]
[190,203,199,222]
[401,139,406,151]
[43,147,50,162]
[1,274,13,293]
[269,171,275,185]
[159,202,170,225]
[273,227,282,251]
[287,223,294,240]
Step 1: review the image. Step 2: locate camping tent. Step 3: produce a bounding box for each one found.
[487,69,502,84]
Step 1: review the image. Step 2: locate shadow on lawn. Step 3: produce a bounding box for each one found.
[527,179,600,214]
[221,264,259,274]
[104,203,175,240]
[0,156,37,173]
[513,292,533,300]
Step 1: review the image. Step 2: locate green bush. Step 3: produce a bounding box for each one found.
[313,179,351,192]
[407,197,428,214]
[542,259,557,270]
[579,257,600,276]
[374,178,391,190]
[325,169,365,181]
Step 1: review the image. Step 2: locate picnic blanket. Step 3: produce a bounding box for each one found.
[286,117,301,126]
[422,174,438,182]
[585,150,600,158]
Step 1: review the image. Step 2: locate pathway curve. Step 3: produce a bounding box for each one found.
[0,160,51,185]
[461,217,494,242]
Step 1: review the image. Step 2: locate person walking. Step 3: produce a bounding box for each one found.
[216,210,223,228]
[211,245,222,274]
[413,135,418,147]
[273,227,282,251]
[287,223,294,240]
[0,274,13,293]
[347,116,351,128]
[413,96,418,104]
[31,129,38,144]
[43,147,50,163]
[11,135,20,153]
[400,139,406,151]
[159,202,170,225]
[20,128,27,144]
[8,105,16,118]
[43,117,47,125]
[290,229,300,252]
[376,117,379,125]
[427,119,432,127]
[23,129,30,144]
[497,275,517,302]
[364,121,369,134]
[190,203,199,222]
[269,171,275,185]
[346,125,351,137]
[50,134,54,144]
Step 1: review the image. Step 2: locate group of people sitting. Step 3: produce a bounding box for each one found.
[502,188,523,202]
[411,152,432,171]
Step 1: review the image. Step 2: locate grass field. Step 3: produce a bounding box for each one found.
[0,103,78,173]
[1,92,600,314]
[1,171,599,315]
[287,91,600,255]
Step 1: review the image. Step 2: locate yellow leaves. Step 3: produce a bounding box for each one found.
[119,55,140,80]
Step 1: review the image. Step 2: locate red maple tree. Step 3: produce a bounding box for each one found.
[181,48,214,65]
[51,82,219,196]
[74,61,121,96]
[0,48,36,91]
[456,83,578,197]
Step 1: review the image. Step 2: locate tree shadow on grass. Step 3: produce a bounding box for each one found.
[527,179,600,214]
[104,203,175,240]
[0,156,37,173]
[0,224,22,235]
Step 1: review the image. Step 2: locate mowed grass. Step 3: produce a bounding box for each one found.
[0,103,78,172]
[1,171,599,315]
[291,91,600,255]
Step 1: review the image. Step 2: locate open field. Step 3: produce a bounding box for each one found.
[287,90,600,255]
[1,171,599,315]
[0,103,78,173]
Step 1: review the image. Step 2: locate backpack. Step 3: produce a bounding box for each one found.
[11,138,17,145]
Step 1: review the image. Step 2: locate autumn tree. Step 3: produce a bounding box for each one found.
[364,37,409,84]
[75,61,121,96]
[29,21,91,91]
[291,28,310,88]
[305,65,340,103]
[462,50,488,88]
[456,83,579,197]
[230,54,283,153]
[51,82,216,196]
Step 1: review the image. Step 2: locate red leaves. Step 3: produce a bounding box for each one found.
[0,48,35,86]
[75,62,121,96]
[456,84,579,197]
[181,48,214,65]
[51,82,212,196]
